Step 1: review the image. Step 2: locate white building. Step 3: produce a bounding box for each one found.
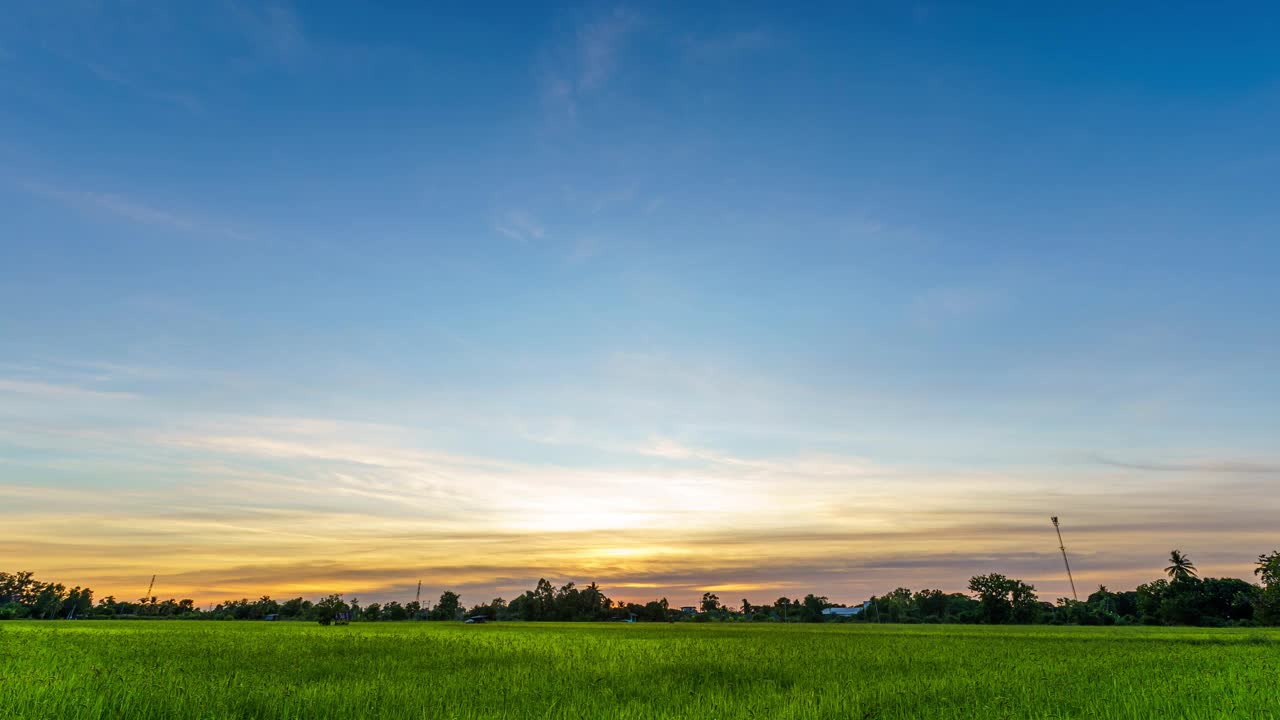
[822,606,864,618]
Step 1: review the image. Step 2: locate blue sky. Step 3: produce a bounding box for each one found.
[2,2,1278,605]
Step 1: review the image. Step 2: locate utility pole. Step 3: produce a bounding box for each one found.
[415,580,422,607]
[143,574,156,612]
[1051,517,1078,601]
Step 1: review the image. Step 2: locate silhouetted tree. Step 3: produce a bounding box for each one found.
[641,598,670,622]
[313,594,350,624]
[1166,550,1197,581]
[967,574,1038,624]
[773,596,797,622]
[800,594,830,622]
[429,591,461,621]
[280,597,309,618]
[1255,550,1280,625]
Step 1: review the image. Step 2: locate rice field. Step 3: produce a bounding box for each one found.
[2,621,1278,719]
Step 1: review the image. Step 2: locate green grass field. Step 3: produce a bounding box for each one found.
[2,621,1278,719]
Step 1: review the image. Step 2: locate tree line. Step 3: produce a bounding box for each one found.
[851,550,1280,627]
[4,549,1277,626]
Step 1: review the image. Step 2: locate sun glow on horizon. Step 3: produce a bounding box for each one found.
[3,1,1279,611]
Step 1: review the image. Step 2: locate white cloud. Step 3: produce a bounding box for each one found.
[566,236,601,263]
[6,389,1279,606]
[0,378,136,401]
[1089,454,1280,474]
[637,437,882,482]
[540,7,641,119]
[17,179,249,240]
[493,210,546,242]
[576,8,640,91]
[683,29,780,61]
[229,1,307,64]
[910,286,1006,327]
[84,62,203,114]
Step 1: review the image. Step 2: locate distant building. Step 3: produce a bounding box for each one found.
[822,607,863,618]
[263,614,279,621]
[679,606,697,614]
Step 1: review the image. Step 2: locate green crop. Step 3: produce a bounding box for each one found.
[1,621,1277,719]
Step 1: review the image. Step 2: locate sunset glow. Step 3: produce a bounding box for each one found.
[3,2,1278,609]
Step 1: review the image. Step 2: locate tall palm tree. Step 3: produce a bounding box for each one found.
[1165,550,1198,580]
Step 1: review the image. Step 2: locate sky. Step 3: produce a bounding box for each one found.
[2,1,1278,608]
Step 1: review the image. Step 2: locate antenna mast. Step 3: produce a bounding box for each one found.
[415,580,422,606]
[1051,517,1078,601]
[143,574,156,613]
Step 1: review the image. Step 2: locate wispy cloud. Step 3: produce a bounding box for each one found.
[22,181,194,231]
[910,286,1006,327]
[540,7,641,119]
[637,437,881,481]
[5,352,1278,606]
[493,210,546,242]
[229,1,307,65]
[682,28,781,62]
[84,62,203,114]
[566,236,601,263]
[576,8,640,91]
[1090,455,1280,474]
[17,179,249,240]
[0,378,136,401]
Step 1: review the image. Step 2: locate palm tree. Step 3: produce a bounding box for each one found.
[1094,585,1113,613]
[1165,550,1197,581]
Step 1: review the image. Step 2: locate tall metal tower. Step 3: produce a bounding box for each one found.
[1051,517,1078,601]
[415,580,422,607]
